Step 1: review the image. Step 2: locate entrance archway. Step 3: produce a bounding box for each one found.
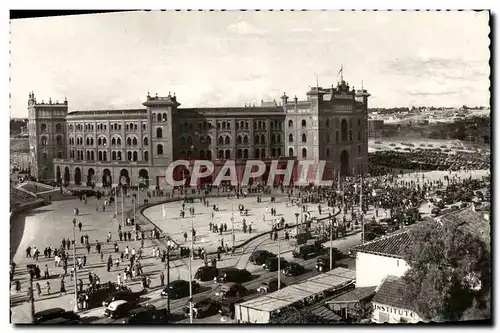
[74,167,82,185]
[102,169,112,187]
[56,166,61,184]
[138,169,149,187]
[340,150,350,177]
[119,169,130,186]
[64,167,70,184]
[87,168,95,186]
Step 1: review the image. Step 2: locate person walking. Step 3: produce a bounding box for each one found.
[46,281,51,295]
[159,271,165,286]
[78,221,83,232]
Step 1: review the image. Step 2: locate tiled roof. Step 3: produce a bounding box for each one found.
[438,208,490,244]
[351,229,413,258]
[326,286,377,304]
[372,276,416,312]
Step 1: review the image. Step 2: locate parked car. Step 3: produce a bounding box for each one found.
[194,266,218,282]
[263,257,288,272]
[161,280,200,299]
[249,250,276,265]
[257,278,287,294]
[104,300,139,319]
[215,282,249,299]
[292,242,322,260]
[34,308,80,324]
[102,291,140,307]
[184,296,218,319]
[121,305,169,324]
[282,262,306,277]
[316,255,332,272]
[215,268,252,284]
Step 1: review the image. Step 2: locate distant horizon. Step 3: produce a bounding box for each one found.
[10,11,490,118]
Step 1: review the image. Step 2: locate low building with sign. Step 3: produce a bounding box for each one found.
[371,276,424,323]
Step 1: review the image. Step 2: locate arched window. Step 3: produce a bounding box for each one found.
[289,133,293,142]
[341,119,348,141]
[301,120,306,127]
[133,151,138,161]
[91,151,95,160]
[56,123,62,133]
[277,148,281,157]
[225,150,231,159]
[133,137,138,146]
[99,151,103,161]
[272,148,276,157]
[237,136,242,144]
[156,128,162,138]
[237,149,242,158]
[41,136,48,146]
[225,136,230,145]
[103,151,107,161]
[112,151,117,160]
[276,134,281,143]
[260,148,265,158]
[127,137,132,146]
[117,151,122,161]
[157,144,163,155]
[97,137,102,145]
[222,122,226,129]
[226,122,231,129]
[144,151,149,161]
[254,135,259,144]
[218,150,224,159]
[302,148,307,158]
[260,135,265,144]
[157,113,162,122]
[254,149,260,158]
[41,124,47,132]
[117,137,122,145]
[302,133,307,143]
[271,134,276,143]
[217,122,221,130]
[111,137,116,145]
[235,122,239,130]
[87,151,91,160]
[207,136,212,145]
[102,137,107,146]
[218,136,224,145]
[163,113,167,121]
[144,137,148,146]
[128,151,132,161]
[243,135,248,144]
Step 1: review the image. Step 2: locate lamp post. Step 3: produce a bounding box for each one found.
[166,237,171,316]
[188,217,194,324]
[114,185,118,216]
[294,212,299,236]
[329,216,334,271]
[72,225,78,312]
[277,231,281,290]
[231,204,235,249]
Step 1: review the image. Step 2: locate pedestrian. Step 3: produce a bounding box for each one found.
[46,281,51,295]
[35,282,41,297]
[78,279,83,292]
[78,221,82,232]
[159,271,165,286]
[60,280,66,295]
[83,255,87,267]
[183,232,188,242]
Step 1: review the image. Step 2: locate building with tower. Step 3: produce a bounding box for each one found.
[27,78,369,188]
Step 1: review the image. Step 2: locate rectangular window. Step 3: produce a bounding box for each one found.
[378,312,390,323]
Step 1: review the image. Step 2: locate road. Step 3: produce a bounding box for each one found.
[79,229,361,324]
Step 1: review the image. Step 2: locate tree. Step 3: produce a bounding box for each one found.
[401,221,490,322]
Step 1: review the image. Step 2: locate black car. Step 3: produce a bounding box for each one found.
[215,268,252,283]
[121,305,169,324]
[292,243,322,260]
[194,266,218,282]
[316,255,331,272]
[161,280,200,299]
[103,291,140,307]
[263,257,287,272]
[257,278,287,294]
[282,262,305,277]
[184,296,218,318]
[215,282,249,299]
[249,250,276,265]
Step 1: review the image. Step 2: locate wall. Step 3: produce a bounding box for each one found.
[355,252,410,287]
[371,302,422,324]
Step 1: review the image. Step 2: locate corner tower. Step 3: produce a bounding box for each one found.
[27,92,68,180]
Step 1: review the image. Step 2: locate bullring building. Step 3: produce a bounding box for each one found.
[27,79,370,187]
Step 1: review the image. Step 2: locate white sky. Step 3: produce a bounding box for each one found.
[9,10,490,117]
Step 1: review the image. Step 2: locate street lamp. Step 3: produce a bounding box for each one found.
[294,212,299,236]
[72,225,78,313]
[188,217,194,324]
[231,204,235,249]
